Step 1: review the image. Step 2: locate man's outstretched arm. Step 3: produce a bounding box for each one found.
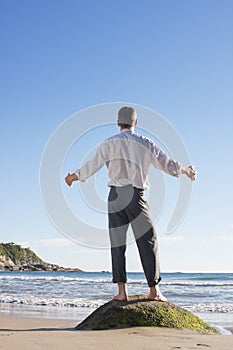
[151,142,197,181]
[65,142,107,187]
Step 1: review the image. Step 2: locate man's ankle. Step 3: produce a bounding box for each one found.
[118,282,127,295]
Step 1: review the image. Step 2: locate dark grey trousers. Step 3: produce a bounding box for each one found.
[108,185,161,287]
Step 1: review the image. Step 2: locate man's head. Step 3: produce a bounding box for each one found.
[117,106,137,129]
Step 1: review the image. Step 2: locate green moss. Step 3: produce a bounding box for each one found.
[131,302,218,334]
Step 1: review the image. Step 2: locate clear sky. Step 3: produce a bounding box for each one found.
[1,0,233,273]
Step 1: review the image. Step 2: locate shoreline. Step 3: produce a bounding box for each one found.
[1,303,232,335]
[0,315,232,350]
[1,302,232,335]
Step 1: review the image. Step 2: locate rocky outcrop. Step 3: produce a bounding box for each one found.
[76,295,219,334]
[0,242,82,272]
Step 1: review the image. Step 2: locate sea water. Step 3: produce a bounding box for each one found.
[0,271,232,333]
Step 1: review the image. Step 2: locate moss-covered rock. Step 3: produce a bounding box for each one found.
[76,295,219,334]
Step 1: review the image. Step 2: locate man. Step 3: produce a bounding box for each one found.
[65,106,197,301]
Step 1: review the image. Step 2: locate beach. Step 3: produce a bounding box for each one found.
[0,315,232,350]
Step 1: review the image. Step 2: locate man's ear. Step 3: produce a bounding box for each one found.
[117,120,121,127]
[134,119,138,126]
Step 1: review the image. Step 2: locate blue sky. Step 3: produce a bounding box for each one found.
[1,0,233,272]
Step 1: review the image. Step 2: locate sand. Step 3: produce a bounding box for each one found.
[0,315,232,350]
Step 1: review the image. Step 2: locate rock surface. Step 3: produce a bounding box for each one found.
[0,242,82,272]
[76,295,219,334]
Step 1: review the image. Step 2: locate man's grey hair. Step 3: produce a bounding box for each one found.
[118,106,137,126]
[118,106,136,119]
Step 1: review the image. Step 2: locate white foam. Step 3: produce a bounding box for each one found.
[0,295,105,308]
[182,303,233,313]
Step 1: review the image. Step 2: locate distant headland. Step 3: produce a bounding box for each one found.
[0,242,83,272]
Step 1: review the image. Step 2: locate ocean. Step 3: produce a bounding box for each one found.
[0,271,232,334]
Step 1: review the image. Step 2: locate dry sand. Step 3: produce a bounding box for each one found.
[0,315,232,350]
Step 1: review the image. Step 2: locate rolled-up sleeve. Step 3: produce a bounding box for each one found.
[150,143,181,177]
[75,142,107,182]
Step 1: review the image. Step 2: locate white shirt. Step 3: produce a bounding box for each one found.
[76,130,181,189]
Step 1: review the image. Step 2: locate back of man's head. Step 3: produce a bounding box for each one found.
[118,107,137,127]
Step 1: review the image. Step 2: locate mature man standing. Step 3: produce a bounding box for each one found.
[65,107,196,301]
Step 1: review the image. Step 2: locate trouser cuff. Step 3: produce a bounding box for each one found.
[112,279,127,284]
[149,276,161,287]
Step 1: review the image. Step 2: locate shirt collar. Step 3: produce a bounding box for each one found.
[121,129,134,133]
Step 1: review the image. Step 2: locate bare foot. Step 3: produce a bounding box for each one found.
[147,292,167,302]
[148,285,167,302]
[113,293,128,301]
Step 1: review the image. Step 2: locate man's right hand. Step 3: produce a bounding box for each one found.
[65,173,79,186]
